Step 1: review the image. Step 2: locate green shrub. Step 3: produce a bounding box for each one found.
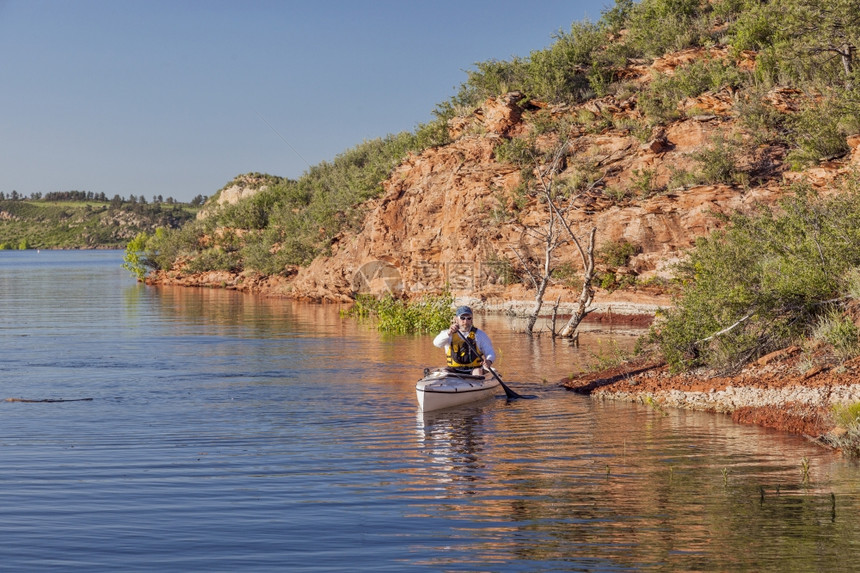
[631,168,661,197]
[728,3,777,53]
[143,222,208,271]
[122,231,151,280]
[733,0,860,89]
[494,137,533,165]
[554,261,584,289]
[735,86,789,143]
[449,20,611,107]
[639,59,750,124]
[620,0,717,59]
[651,184,860,372]
[599,239,640,267]
[786,95,860,168]
[218,192,275,230]
[667,135,745,188]
[690,134,744,184]
[185,247,242,273]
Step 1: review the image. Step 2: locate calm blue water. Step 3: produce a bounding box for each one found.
[1,250,859,571]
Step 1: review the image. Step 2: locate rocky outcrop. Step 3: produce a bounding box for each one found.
[196,173,285,220]
[282,86,795,308]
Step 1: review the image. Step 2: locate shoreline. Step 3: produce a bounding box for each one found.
[563,349,860,454]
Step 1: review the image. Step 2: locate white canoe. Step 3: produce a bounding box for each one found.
[415,369,501,411]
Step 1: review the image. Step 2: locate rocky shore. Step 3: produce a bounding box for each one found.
[563,345,860,453]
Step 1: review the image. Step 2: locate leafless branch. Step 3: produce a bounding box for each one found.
[696,312,754,344]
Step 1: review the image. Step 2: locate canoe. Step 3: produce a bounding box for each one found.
[415,368,501,411]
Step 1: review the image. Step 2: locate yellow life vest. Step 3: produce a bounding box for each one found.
[446,327,483,368]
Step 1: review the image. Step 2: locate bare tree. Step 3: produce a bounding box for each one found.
[507,132,598,338]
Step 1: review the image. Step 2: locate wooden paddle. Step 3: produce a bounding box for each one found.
[453,329,525,400]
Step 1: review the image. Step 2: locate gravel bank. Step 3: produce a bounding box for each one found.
[564,351,860,445]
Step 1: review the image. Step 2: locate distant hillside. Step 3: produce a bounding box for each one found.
[0,198,198,249]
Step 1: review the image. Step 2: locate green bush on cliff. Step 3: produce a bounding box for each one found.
[786,95,860,169]
[652,181,860,372]
[620,0,718,59]
[443,0,733,111]
[442,20,607,109]
[730,0,860,89]
[639,58,751,124]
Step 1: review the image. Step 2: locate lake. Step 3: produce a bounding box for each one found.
[1,250,859,571]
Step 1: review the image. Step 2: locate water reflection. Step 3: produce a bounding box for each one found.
[403,395,860,570]
[417,405,490,496]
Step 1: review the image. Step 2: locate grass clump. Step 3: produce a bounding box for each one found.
[342,293,454,334]
[812,308,860,359]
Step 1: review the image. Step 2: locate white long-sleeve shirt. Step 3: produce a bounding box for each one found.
[433,328,496,363]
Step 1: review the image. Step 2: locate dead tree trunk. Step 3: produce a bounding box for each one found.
[557,227,597,339]
[511,246,553,336]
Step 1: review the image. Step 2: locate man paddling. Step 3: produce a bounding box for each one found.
[433,305,496,376]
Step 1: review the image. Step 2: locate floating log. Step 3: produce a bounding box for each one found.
[5,397,94,403]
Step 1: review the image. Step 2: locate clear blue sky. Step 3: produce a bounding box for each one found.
[0,0,613,202]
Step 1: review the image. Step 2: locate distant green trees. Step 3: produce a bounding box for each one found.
[0,190,188,204]
[1,198,196,250]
